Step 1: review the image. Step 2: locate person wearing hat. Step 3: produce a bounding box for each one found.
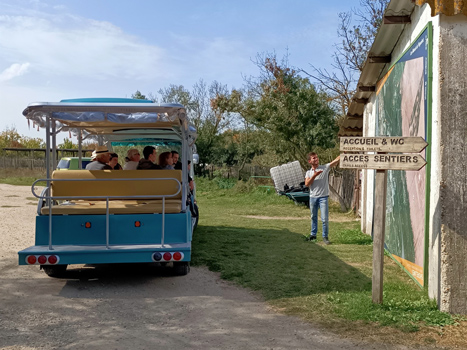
[123,148,141,170]
[85,145,112,170]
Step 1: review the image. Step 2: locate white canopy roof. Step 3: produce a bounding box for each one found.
[22,100,196,142]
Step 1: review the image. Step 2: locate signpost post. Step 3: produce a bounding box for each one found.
[339,136,428,304]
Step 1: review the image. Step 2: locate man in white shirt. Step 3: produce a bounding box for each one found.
[304,152,340,245]
[85,146,112,170]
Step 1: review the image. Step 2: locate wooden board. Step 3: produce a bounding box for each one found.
[372,170,387,304]
[340,136,428,153]
[339,154,426,170]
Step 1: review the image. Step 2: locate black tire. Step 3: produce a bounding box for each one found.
[42,264,67,277]
[189,198,199,231]
[173,262,190,276]
[192,203,199,231]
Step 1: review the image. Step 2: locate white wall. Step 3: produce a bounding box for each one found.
[427,12,441,305]
[362,100,376,235]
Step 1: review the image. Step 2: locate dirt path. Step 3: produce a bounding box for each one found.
[0,184,417,350]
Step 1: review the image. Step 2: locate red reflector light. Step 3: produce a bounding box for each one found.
[173,252,182,261]
[48,255,58,264]
[27,255,37,264]
[37,255,47,264]
[135,221,141,227]
[85,222,91,228]
[163,252,172,261]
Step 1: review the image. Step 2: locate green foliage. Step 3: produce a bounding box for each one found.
[58,138,77,149]
[333,229,373,245]
[0,127,44,154]
[159,84,192,108]
[232,179,257,193]
[212,176,236,189]
[327,284,455,331]
[131,90,147,100]
[212,54,339,169]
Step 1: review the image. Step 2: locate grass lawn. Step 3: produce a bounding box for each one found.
[0,168,46,186]
[192,177,464,347]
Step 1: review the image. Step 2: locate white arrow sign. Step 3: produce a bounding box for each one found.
[340,136,428,153]
[340,154,427,171]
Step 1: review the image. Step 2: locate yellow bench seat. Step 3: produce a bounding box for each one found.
[41,199,182,215]
[42,169,183,215]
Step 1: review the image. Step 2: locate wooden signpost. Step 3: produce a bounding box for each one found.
[339,136,428,304]
[340,154,426,171]
[340,136,428,153]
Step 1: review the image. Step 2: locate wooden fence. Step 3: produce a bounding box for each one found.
[0,156,46,170]
[329,169,360,214]
[1,148,93,170]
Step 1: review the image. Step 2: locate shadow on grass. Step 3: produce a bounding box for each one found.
[192,225,372,300]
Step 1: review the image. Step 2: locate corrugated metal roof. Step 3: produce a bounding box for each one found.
[340,0,467,136]
[416,0,467,16]
[338,127,364,136]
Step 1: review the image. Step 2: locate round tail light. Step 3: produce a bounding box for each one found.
[48,255,58,264]
[27,255,37,265]
[163,252,172,261]
[153,252,162,261]
[173,252,182,261]
[37,255,47,264]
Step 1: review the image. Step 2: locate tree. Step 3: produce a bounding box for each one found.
[304,0,390,117]
[159,84,193,108]
[131,90,147,100]
[157,81,236,174]
[58,138,76,149]
[0,127,44,151]
[212,53,338,170]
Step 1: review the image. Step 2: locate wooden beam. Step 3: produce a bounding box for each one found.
[368,55,391,64]
[346,113,363,118]
[353,98,369,104]
[384,16,411,24]
[358,86,376,92]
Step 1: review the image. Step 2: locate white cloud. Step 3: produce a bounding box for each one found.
[0,14,174,84]
[0,62,30,81]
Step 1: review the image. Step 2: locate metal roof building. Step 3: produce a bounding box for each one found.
[351,0,467,314]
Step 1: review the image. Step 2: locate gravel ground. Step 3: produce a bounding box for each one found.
[0,184,418,350]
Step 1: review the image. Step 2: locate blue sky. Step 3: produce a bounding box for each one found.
[0,0,362,141]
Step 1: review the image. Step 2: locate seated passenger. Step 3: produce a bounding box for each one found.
[187,160,194,192]
[159,151,175,170]
[86,146,112,170]
[171,150,182,170]
[108,153,123,170]
[123,148,140,170]
[137,146,162,170]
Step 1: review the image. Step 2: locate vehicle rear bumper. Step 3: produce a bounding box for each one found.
[18,243,191,265]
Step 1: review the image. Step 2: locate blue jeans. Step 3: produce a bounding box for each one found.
[309,196,329,238]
